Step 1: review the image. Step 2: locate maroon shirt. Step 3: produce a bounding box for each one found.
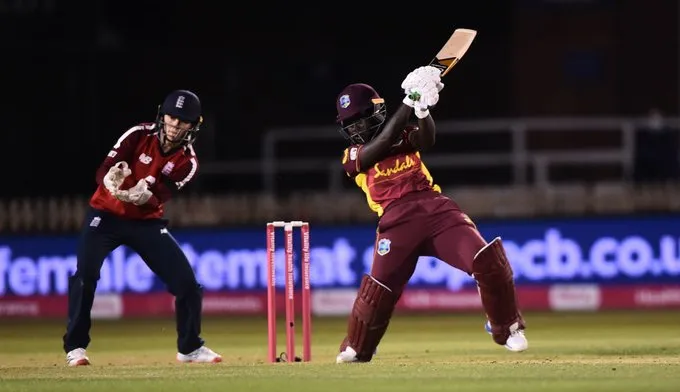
[341,125,442,217]
[89,123,199,220]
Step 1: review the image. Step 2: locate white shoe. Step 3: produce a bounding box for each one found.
[176,346,223,363]
[336,346,358,363]
[485,321,528,352]
[505,322,528,352]
[66,348,90,367]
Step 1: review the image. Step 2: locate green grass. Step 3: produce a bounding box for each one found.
[1,311,679,391]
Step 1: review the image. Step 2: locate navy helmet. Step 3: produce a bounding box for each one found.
[156,89,203,145]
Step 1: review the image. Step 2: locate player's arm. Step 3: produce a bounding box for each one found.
[94,126,146,185]
[356,104,413,171]
[408,113,436,151]
[143,156,199,209]
[401,66,443,151]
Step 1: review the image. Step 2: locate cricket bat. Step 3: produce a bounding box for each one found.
[428,28,477,77]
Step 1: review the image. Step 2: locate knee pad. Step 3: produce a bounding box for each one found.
[473,237,525,345]
[344,274,397,361]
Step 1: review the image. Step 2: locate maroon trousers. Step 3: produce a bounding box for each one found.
[369,192,487,296]
[338,192,524,358]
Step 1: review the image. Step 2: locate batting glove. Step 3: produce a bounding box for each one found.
[413,100,431,119]
[401,66,444,95]
[419,66,445,91]
[402,80,440,110]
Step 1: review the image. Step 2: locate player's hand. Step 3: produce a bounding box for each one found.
[401,67,441,110]
[401,66,444,94]
[125,179,153,206]
[402,80,440,110]
[420,66,445,92]
[413,100,431,119]
[103,161,131,195]
[112,179,152,205]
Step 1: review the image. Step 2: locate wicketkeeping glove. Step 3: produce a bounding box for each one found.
[116,179,153,206]
[103,162,131,195]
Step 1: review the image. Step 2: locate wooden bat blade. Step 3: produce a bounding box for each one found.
[428,28,477,77]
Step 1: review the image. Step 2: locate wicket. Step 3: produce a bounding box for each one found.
[266,221,312,363]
